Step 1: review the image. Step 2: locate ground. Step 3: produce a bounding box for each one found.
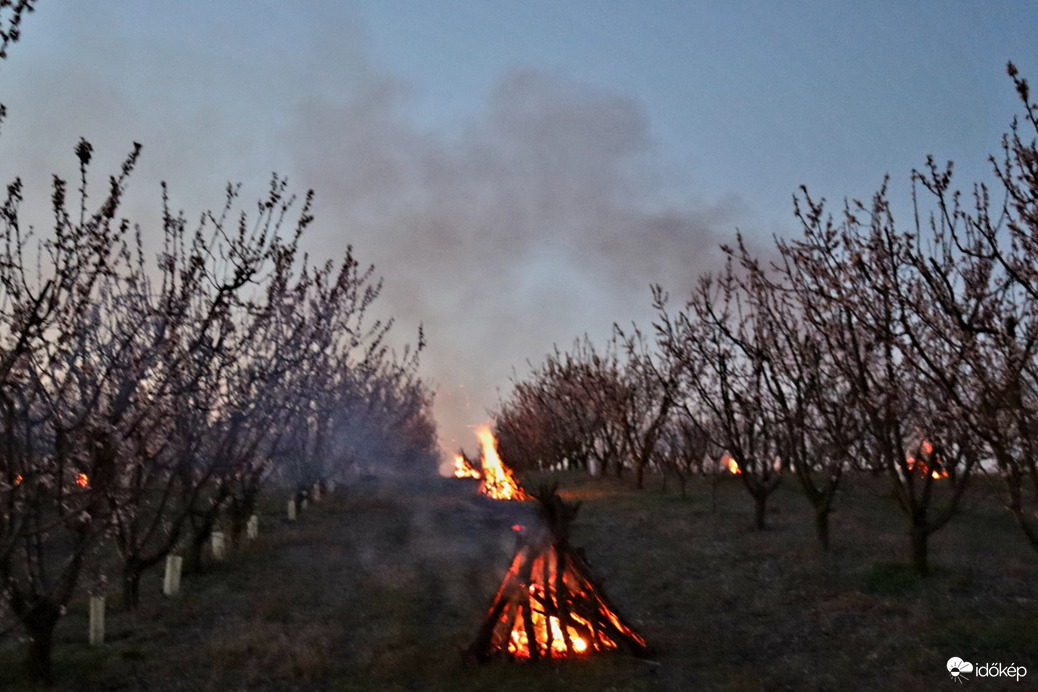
[1,471,1035,690]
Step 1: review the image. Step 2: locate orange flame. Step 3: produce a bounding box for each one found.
[499,544,643,660]
[724,454,741,475]
[905,435,948,480]
[453,453,482,479]
[509,610,592,659]
[475,425,527,501]
[76,473,88,488]
[506,554,598,659]
[14,474,23,486]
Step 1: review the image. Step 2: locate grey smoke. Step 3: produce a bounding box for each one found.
[287,67,742,451]
[0,3,746,455]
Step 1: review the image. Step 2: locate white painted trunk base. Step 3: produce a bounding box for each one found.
[89,595,105,646]
[211,531,226,561]
[163,555,183,597]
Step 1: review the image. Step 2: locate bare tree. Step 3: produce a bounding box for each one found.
[654,412,710,499]
[495,338,626,475]
[898,63,1038,552]
[612,324,681,490]
[654,275,783,531]
[710,235,853,549]
[0,140,142,680]
[787,178,980,573]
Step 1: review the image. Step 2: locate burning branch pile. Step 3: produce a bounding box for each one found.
[453,453,481,479]
[455,425,528,500]
[466,488,649,662]
[475,426,528,501]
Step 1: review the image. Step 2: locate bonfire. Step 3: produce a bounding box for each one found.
[465,487,649,662]
[455,425,528,501]
[904,437,949,480]
[453,453,481,479]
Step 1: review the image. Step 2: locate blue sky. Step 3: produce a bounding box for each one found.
[1,1,1035,458]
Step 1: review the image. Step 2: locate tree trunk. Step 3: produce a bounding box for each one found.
[22,602,61,684]
[910,523,929,576]
[1012,510,1038,552]
[635,460,645,490]
[229,494,254,547]
[753,492,767,531]
[122,561,143,610]
[814,505,831,551]
[185,520,214,574]
[1005,478,1038,552]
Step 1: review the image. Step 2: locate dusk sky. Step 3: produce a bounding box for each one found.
[1,2,1035,462]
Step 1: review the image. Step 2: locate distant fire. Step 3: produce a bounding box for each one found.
[474,425,527,501]
[905,455,948,480]
[724,454,741,475]
[905,435,948,480]
[453,453,482,479]
[76,473,89,488]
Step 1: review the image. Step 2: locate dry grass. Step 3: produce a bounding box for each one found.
[0,472,1035,691]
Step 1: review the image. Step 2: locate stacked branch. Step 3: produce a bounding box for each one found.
[466,488,649,662]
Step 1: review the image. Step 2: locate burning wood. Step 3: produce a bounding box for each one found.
[904,455,948,480]
[466,488,649,662]
[453,453,481,479]
[904,434,948,480]
[472,425,527,501]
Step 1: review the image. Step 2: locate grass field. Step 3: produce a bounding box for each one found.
[1,471,1035,691]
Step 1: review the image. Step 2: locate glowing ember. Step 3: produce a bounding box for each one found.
[14,474,22,486]
[474,425,527,501]
[76,473,89,488]
[453,453,482,479]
